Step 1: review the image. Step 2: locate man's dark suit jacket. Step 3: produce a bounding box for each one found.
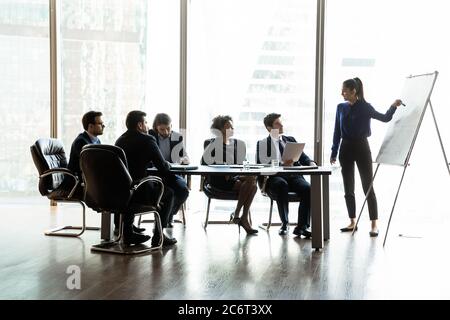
[115,129,172,181]
[256,135,312,166]
[148,129,186,163]
[256,135,313,188]
[68,131,100,177]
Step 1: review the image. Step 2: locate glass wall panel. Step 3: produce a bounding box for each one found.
[324,0,450,225]
[0,0,50,196]
[187,0,317,214]
[146,0,180,130]
[59,0,180,148]
[188,0,316,163]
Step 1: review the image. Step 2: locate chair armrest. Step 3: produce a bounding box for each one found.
[132,175,165,208]
[40,168,80,199]
[41,167,76,179]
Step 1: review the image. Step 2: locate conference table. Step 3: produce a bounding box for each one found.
[101,165,331,251]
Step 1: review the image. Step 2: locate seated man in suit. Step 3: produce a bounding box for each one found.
[66,111,144,236]
[115,110,177,247]
[149,113,189,228]
[256,113,316,237]
[65,111,104,199]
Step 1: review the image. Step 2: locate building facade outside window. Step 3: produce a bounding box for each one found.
[58,0,180,149]
[187,0,316,215]
[0,0,50,196]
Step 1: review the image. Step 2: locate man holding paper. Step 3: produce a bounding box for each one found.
[256,113,317,237]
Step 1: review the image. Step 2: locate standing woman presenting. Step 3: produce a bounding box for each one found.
[330,78,403,237]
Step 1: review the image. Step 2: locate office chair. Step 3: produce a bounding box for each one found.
[258,176,301,230]
[201,178,240,228]
[200,138,249,229]
[80,144,164,254]
[30,138,99,237]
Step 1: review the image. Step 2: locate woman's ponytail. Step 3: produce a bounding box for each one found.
[343,77,366,102]
[353,77,365,102]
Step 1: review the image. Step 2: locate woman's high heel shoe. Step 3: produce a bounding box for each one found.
[229,211,241,224]
[238,219,258,235]
[229,213,241,224]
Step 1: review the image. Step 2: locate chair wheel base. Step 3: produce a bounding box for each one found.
[91,241,160,254]
[45,225,100,237]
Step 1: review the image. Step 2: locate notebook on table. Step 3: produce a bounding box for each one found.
[170,164,199,170]
[283,165,318,170]
[229,164,270,169]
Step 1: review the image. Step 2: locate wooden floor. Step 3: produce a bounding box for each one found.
[1,195,450,300]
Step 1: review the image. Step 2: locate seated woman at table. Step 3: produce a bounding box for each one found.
[201,115,258,235]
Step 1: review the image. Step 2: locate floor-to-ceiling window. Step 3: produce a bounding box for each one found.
[324,0,450,228]
[0,0,180,197]
[58,0,180,149]
[145,0,180,129]
[187,0,317,216]
[0,0,50,197]
[58,0,148,148]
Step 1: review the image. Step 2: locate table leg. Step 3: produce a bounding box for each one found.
[323,175,330,241]
[100,212,113,241]
[311,175,323,250]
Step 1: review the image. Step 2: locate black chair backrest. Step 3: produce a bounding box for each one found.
[30,138,67,196]
[80,144,133,212]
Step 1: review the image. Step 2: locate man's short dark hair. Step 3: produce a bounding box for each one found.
[211,115,233,131]
[263,113,281,128]
[152,113,172,131]
[82,111,102,130]
[126,110,147,130]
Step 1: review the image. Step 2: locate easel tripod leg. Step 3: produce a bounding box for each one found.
[429,101,450,176]
[383,165,408,247]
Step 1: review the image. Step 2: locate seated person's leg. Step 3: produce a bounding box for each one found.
[122,213,150,245]
[236,176,257,221]
[266,176,289,225]
[128,182,177,247]
[114,213,145,235]
[231,179,243,221]
[157,185,174,229]
[288,176,311,237]
[151,185,177,247]
[234,176,258,234]
[166,175,189,226]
